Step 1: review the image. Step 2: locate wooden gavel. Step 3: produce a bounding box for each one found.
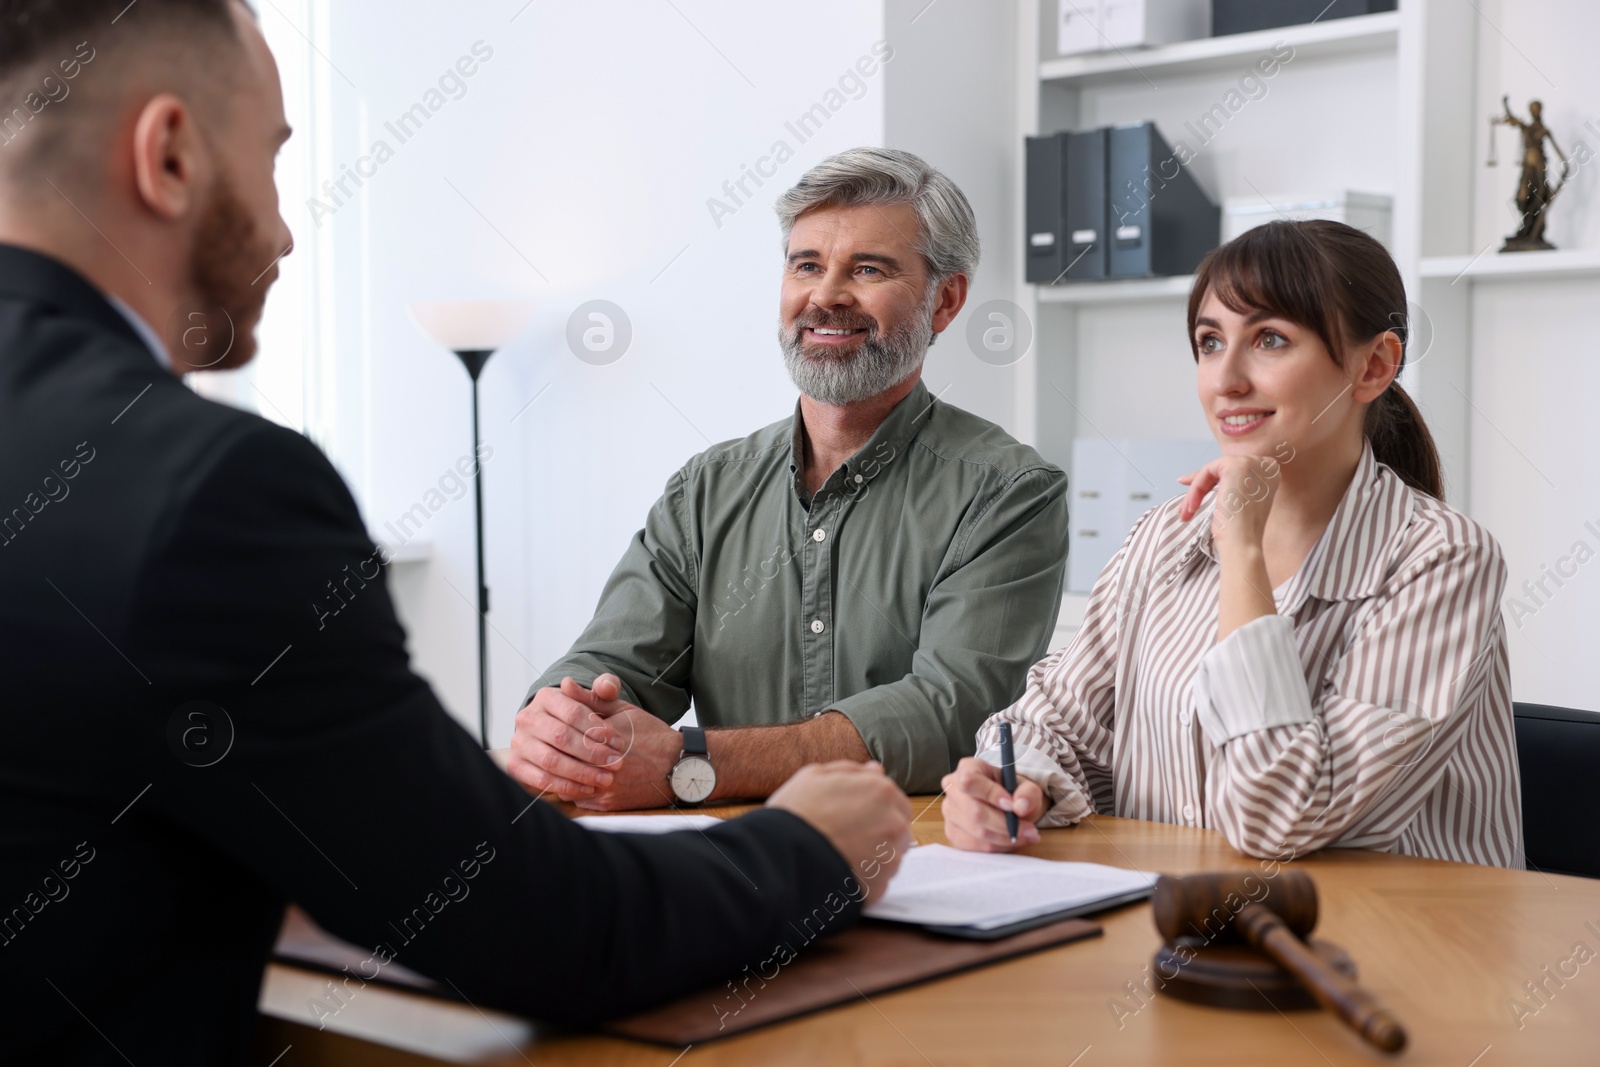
[1153,871,1408,1053]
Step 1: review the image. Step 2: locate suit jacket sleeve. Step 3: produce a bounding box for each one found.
[128,422,859,1025]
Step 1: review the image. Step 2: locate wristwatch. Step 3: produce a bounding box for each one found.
[668,726,716,806]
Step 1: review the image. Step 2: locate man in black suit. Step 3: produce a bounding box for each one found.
[0,2,913,1062]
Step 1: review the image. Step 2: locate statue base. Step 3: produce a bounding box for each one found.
[1501,235,1557,252]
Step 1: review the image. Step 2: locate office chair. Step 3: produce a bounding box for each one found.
[1513,702,1600,879]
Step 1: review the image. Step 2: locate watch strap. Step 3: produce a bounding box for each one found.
[679,725,708,758]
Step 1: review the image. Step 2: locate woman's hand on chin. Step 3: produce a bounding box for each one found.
[1177,453,1284,553]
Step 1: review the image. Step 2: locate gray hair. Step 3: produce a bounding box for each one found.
[774,147,980,289]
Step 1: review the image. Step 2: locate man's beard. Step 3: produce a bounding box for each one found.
[779,288,936,406]
[178,171,277,372]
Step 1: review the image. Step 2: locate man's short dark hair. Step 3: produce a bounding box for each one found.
[0,0,250,180]
[0,0,242,78]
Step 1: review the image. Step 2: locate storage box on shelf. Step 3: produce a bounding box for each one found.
[1055,0,1211,58]
[1067,438,1216,593]
[1222,191,1392,248]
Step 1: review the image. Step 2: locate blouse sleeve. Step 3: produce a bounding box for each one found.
[974,513,1152,827]
[1192,537,1511,860]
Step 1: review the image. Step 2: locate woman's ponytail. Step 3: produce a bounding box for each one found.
[1364,380,1443,499]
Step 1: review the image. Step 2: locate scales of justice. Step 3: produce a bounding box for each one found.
[1486,95,1571,252]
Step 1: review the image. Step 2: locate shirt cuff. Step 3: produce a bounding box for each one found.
[828,692,946,795]
[977,742,1090,828]
[1192,614,1315,745]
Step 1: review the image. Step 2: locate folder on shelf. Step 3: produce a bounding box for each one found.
[1106,121,1220,279]
[1065,127,1110,281]
[1212,0,1395,37]
[1027,129,1110,283]
[1025,133,1069,284]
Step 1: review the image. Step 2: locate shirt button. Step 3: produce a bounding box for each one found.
[1181,804,1195,822]
[813,528,827,542]
[1179,709,1192,727]
[854,474,864,484]
[810,618,825,634]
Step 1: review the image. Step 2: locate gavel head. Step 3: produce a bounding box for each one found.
[1152,870,1318,945]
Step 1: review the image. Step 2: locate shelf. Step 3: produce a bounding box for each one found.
[372,535,432,566]
[1037,275,1194,304]
[1039,11,1399,87]
[1418,248,1600,283]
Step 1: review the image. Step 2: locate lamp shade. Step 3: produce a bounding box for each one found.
[408,300,536,352]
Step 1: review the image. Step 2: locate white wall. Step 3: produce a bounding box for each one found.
[1456,0,1600,712]
[884,0,1023,429]
[281,1,1020,743]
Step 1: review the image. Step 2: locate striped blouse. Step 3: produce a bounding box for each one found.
[975,444,1523,867]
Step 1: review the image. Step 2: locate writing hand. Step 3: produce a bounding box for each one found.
[940,757,1047,853]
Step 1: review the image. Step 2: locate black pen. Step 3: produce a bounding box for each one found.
[999,721,1018,843]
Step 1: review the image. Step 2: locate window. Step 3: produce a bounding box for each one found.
[189,1,370,509]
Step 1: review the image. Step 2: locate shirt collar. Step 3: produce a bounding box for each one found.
[788,377,937,499]
[107,295,175,372]
[1192,443,1413,609]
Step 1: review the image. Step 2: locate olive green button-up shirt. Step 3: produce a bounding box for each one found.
[527,379,1069,792]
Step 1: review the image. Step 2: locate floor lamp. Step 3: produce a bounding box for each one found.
[408,300,535,748]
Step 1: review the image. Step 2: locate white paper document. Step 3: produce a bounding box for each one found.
[863,844,1157,930]
[574,813,723,834]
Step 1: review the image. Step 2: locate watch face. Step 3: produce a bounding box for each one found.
[670,755,715,804]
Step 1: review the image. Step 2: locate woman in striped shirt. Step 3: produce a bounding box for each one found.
[943,220,1522,867]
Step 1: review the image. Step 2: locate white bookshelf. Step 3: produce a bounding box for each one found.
[1011,1,1500,514]
[1038,10,1399,86]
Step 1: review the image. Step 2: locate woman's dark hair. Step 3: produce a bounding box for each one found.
[1186,219,1444,499]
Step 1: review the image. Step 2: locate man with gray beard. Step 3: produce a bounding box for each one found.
[509,147,1069,809]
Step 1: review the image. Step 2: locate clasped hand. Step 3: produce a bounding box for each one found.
[507,674,683,810]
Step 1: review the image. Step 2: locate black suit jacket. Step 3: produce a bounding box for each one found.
[0,245,861,1064]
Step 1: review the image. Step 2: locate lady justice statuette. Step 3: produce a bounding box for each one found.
[1487,96,1570,252]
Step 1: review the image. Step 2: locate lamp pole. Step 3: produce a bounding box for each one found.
[454,347,494,748]
[409,299,534,748]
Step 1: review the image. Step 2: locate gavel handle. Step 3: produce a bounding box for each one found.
[1236,903,1408,1053]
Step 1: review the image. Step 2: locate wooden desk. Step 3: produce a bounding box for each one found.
[256,797,1600,1065]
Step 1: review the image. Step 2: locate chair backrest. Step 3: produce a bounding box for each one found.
[1513,702,1600,879]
